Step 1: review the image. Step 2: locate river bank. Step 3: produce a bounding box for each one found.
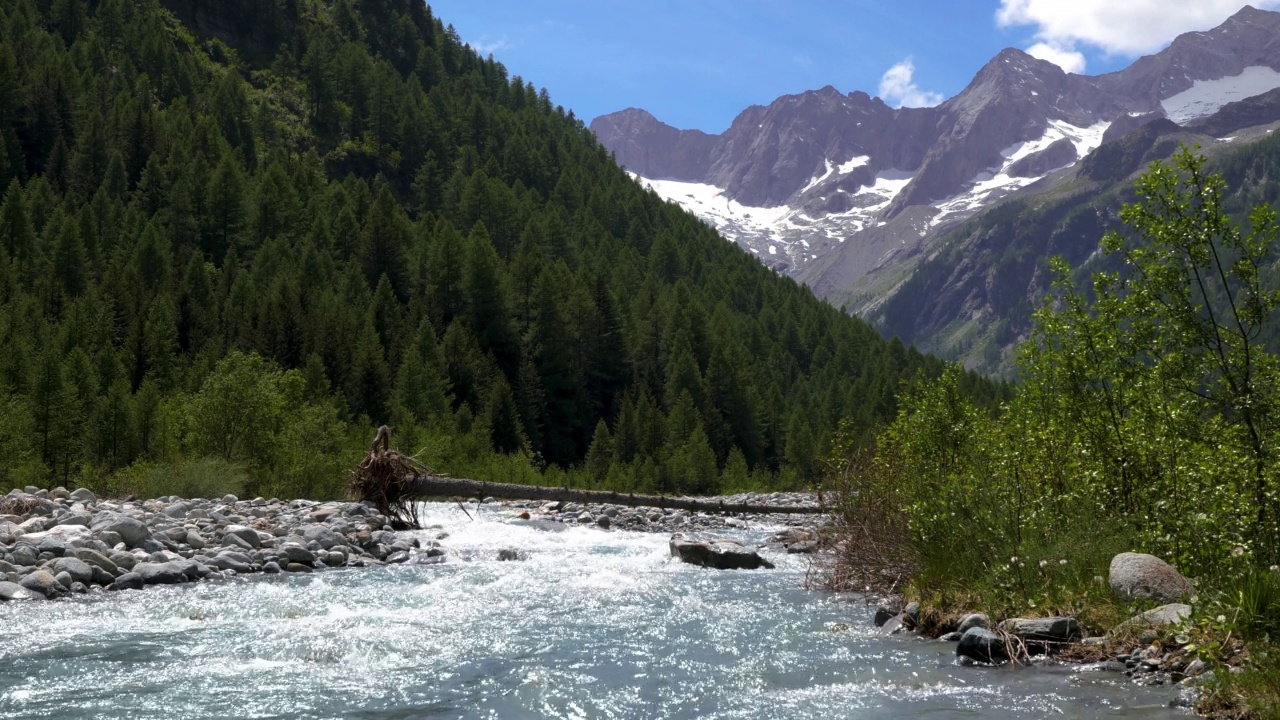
[0,486,824,600]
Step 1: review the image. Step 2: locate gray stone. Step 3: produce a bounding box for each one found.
[185,530,206,549]
[879,614,905,635]
[55,513,91,527]
[998,617,1082,646]
[957,627,1009,665]
[285,562,312,573]
[50,557,94,585]
[1109,553,1194,603]
[262,561,282,574]
[938,631,963,642]
[903,601,920,627]
[1114,603,1193,633]
[0,580,34,601]
[279,543,314,565]
[497,548,520,561]
[110,572,143,591]
[162,502,190,518]
[95,530,123,548]
[221,533,254,551]
[207,555,252,573]
[326,551,345,566]
[53,570,74,589]
[224,525,262,548]
[874,607,897,627]
[596,515,611,529]
[19,570,61,598]
[132,562,185,585]
[668,534,775,570]
[108,550,136,570]
[69,488,95,504]
[786,540,819,554]
[957,613,989,634]
[12,545,38,566]
[386,550,410,564]
[300,524,344,550]
[91,512,151,547]
[90,565,115,586]
[221,494,238,503]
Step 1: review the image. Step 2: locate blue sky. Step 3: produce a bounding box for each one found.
[427,1,1277,133]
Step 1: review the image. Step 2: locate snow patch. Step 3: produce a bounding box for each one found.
[930,119,1109,227]
[800,160,836,194]
[1161,67,1280,125]
[837,156,870,174]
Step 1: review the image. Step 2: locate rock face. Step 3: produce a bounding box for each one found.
[1109,553,1194,602]
[669,534,775,570]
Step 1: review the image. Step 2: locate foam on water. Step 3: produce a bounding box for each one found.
[0,503,1183,719]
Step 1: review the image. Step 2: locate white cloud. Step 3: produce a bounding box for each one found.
[1024,41,1086,74]
[878,58,944,108]
[997,1,1280,73]
[471,36,510,56]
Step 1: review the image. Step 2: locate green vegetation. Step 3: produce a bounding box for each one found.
[827,147,1280,716]
[0,0,1001,500]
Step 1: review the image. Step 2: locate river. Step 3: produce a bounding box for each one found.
[0,502,1186,719]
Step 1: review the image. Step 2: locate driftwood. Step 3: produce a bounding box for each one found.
[348,425,432,528]
[406,475,828,516]
[348,427,827,528]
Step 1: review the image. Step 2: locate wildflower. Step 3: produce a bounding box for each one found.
[1217,615,1227,624]
[1271,565,1279,573]
[1232,546,1245,558]
[1010,556,1019,564]
[1039,559,1048,569]
[1059,559,1068,566]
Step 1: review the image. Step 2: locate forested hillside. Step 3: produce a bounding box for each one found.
[0,0,993,499]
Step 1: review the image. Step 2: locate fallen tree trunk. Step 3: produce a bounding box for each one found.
[407,475,828,516]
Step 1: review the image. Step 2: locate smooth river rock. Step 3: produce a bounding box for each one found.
[1109,553,1193,602]
[957,628,1009,665]
[91,512,152,548]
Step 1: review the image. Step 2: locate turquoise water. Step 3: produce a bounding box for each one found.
[0,504,1185,719]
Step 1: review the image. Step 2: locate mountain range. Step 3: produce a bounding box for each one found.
[591,5,1280,373]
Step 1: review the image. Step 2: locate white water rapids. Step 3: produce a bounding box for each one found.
[0,502,1186,718]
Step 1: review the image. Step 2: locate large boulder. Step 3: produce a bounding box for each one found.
[957,627,1009,664]
[669,534,775,570]
[91,512,152,548]
[1109,553,1194,602]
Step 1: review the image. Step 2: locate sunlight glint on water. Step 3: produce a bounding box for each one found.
[0,503,1183,719]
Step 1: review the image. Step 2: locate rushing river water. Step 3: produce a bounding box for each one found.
[0,503,1186,719]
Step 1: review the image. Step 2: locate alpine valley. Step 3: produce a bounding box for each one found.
[591,5,1280,373]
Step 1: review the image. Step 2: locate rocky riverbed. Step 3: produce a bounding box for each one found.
[0,486,826,601]
[870,552,1217,711]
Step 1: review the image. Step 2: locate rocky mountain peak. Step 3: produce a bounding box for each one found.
[592,6,1280,280]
